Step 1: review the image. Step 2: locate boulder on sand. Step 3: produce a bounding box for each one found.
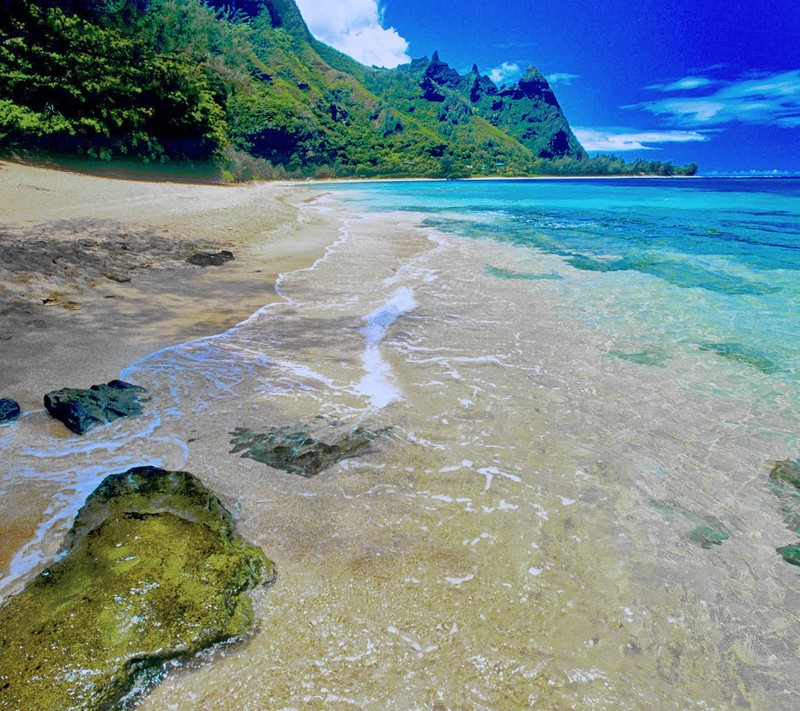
[44,378,148,434]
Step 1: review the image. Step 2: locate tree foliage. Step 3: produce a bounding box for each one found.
[0,0,699,177]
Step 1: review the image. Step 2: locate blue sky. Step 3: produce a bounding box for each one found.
[294,1,800,173]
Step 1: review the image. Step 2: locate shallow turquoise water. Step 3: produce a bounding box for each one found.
[326,177,800,387]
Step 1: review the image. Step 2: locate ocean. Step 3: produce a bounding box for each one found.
[2,177,800,708]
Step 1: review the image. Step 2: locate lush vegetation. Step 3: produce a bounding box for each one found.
[0,0,698,179]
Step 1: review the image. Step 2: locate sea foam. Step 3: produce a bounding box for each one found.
[355,286,417,409]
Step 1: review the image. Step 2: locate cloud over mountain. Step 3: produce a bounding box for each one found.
[295,0,410,68]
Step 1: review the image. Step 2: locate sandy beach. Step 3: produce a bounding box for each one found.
[2,165,799,709]
[0,161,334,407]
[0,161,333,576]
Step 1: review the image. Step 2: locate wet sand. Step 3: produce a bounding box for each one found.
[0,161,334,407]
[0,161,331,575]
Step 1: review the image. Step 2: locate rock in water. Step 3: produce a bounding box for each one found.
[777,544,800,566]
[186,250,234,266]
[767,459,800,565]
[0,466,273,710]
[769,459,800,489]
[0,398,21,423]
[230,418,386,477]
[44,379,148,434]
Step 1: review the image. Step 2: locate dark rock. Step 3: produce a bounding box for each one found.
[468,73,498,103]
[419,76,446,102]
[230,418,387,477]
[689,525,729,548]
[44,379,148,434]
[0,397,21,423]
[0,465,273,710]
[424,50,463,89]
[766,459,800,536]
[186,250,234,267]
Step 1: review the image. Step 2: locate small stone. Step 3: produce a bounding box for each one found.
[689,525,728,548]
[0,397,21,423]
[186,250,234,267]
[777,544,800,566]
[44,379,148,434]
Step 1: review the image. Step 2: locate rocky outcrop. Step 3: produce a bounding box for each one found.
[44,379,148,434]
[0,465,273,710]
[424,51,464,90]
[186,249,235,267]
[230,418,387,477]
[0,398,21,423]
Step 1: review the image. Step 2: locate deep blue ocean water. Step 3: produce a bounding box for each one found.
[325,178,800,388]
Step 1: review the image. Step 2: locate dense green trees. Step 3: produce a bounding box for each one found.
[0,0,698,178]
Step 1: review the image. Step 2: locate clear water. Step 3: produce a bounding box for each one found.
[325,178,800,386]
[3,178,800,708]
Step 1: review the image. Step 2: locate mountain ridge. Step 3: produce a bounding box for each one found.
[0,0,697,178]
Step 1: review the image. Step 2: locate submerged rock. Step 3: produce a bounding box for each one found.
[777,544,800,567]
[186,250,234,267]
[769,459,800,490]
[0,398,21,423]
[230,418,387,477]
[649,499,733,548]
[767,459,800,566]
[689,524,729,548]
[44,378,148,434]
[0,465,273,710]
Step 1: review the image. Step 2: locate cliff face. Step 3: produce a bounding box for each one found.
[0,0,586,175]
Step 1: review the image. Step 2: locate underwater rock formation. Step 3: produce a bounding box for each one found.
[767,459,800,566]
[230,418,386,477]
[0,466,273,710]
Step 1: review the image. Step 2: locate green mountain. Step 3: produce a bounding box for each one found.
[0,0,696,178]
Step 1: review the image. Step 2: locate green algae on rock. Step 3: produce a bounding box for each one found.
[0,466,273,710]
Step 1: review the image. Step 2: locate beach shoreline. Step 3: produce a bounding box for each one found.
[0,160,336,577]
[0,161,333,409]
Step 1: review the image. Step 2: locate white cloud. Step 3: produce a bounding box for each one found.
[489,62,522,85]
[646,76,715,92]
[574,127,709,152]
[546,72,580,86]
[630,70,800,128]
[295,0,410,68]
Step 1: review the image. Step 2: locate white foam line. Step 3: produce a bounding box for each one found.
[355,286,417,409]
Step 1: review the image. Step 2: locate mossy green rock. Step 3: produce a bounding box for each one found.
[0,466,273,710]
